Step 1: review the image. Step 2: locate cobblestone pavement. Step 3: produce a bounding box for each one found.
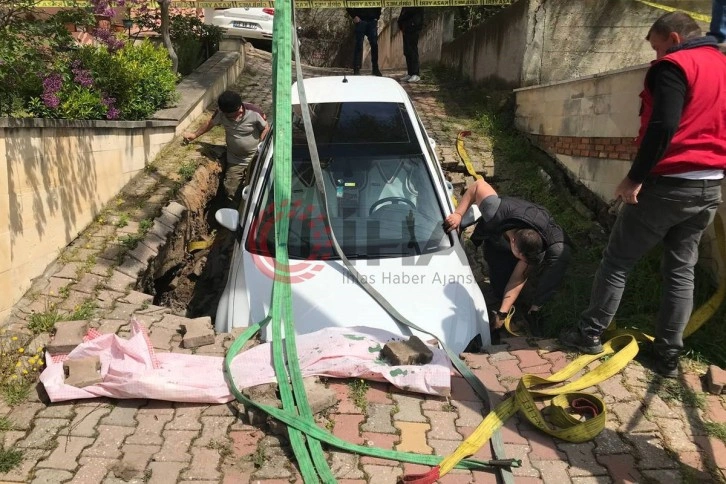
[2,47,726,484]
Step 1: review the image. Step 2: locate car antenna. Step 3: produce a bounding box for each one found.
[342,73,348,83]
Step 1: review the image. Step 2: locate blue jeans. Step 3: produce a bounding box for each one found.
[578,179,721,358]
[710,0,726,42]
[353,19,379,71]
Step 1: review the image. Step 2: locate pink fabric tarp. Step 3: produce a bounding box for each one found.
[40,319,452,403]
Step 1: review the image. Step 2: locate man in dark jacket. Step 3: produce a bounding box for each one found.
[347,7,382,76]
[444,179,571,336]
[398,7,424,83]
[560,13,726,379]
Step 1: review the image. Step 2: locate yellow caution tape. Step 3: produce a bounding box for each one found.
[635,0,711,24]
[37,0,512,6]
[437,334,639,477]
[187,236,215,252]
[456,131,483,181]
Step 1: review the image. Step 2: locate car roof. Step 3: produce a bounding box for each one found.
[291,76,410,105]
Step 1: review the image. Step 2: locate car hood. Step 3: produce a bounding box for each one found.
[238,248,489,354]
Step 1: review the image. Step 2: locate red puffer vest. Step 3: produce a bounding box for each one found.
[638,46,726,175]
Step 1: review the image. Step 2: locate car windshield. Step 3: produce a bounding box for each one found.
[246,102,452,259]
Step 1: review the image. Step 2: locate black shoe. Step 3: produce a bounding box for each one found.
[372,68,382,77]
[655,355,679,379]
[559,327,603,354]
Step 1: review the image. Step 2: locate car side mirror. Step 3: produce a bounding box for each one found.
[215,208,240,231]
[459,204,481,230]
[241,185,251,201]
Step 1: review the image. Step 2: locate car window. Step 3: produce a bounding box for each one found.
[246,152,453,260]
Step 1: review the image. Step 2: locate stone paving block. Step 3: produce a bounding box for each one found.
[57,290,94,313]
[676,451,712,480]
[520,430,565,461]
[37,403,74,421]
[361,403,396,434]
[38,436,94,471]
[141,233,166,254]
[181,317,215,348]
[501,336,532,351]
[89,258,116,277]
[391,392,426,423]
[126,414,171,446]
[119,291,154,306]
[571,477,613,484]
[333,413,365,445]
[531,460,570,483]
[0,449,49,483]
[7,402,44,430]
[641,469,683,482]
[181,446,222,480]
[596,453,643,483]
[450,376,479,401]
[643,392,682,419]
[395,421,432,454]
[31,469,75,484]
[592,421,631,455]
[148,326,178,351]
[329,381,362,414]
[105,302,139,322]
[695,434,726,469]
[81,425,135,459]
[101,400,144,427]
[119,443,161,477]
[503,443,539,478]
[251,453,293,479]
[381,335,433,365]
[486,346,517,361]
[472,367,508,393]
[154,430,196,463]
[360,431,399,466]
[365,381,393,404]
[105,270,137,293]
[74,273,105,294]
[74,457,117,484]
[361,464,402,484]
[47,320,88,355]
[64,404,111,438]
[16,417,68,449]
[597,375,636,403]
[149,219,174,240]
[229,429,263,459]
[195,416,235,447]
[704,394,726,423]
[558,442,608,477]
[658,418,700,452]
[148,462,186,484]
[116,255,147,279]
[3,430,26,448]
[168,402,204,431]
[428,438,466,457]
[52,262,83,280]
[423,410,461,441]
[625,433,678,470]
[451,399,484,428]
[329,451,366,479]
[163,201,187,222]
[64,356,102,387]
[611,401,659,433]
[511,349,548,369]
[706,365,726,395]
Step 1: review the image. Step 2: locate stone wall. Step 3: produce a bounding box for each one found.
[378,11,452,71]
[514,64,725,280]
[0,40,247,323]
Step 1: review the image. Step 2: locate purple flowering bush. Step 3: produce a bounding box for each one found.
[27,40,177,121]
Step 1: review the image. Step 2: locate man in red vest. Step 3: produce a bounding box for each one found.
[560,12,726,378]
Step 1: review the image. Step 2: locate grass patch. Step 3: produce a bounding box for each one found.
[68,301,97,321]
[425,64,726,367]
[252,446,266,468]
[115,212,130,228]
[348,378,369,412]
[0,416,11,431]
[654,376,706,409]
[27,304,64,334]
[704,421,726,443]
[178,160,199,181]
[0,446,23,473]
[118,234,144,250]
[1,328,46,406]
[1,380,31,406]
[140,218,154,234]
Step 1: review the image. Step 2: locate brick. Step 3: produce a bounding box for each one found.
[558,442,607,477]
[37,436,93,471]
[126,413,173,446]
[329,451,365,479]
[360,464,402,484]
[195,416,235,447]
[597,374,635,403]
[503,443,539,478]
[104,270,137,293]
[532,460,569,482]
[658,418,700,452]
[391,392,426,422]
[47,320,88,355]
[81,425,135,459]
[16,418,68,449]
[520,430,565,460]
[303,377,338,414]
[63,356,102,387]
[493,359,522,379]
[181,317,215,348]
[154,430,196,462]
[511,349,548,369]
[381,335,433,365]
[333,413,364,445]
[704,395,726,423]
[423,410,461,441]
[611,401,659,433]
[31,469,75,483]
[101,399,143,427]
[596,453,643,483]
[695,435,726,469]
[119,443,161,475]
[116,255,147,279]
[365,381,392,404]
[148,462,186,484]
[451,399,484,428]
[181,447,221,480]
[450,376,479,401]
[167,402,203,431]
[360,431,399,466]
[329,381,362,414]
[6,402,44,430]
[395,421,432,454]
[68,403,112,437]
[626,432,678,469]
[361,403,396,434]
[676,451,712,480]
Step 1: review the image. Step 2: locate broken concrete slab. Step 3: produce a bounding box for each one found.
[47,320,89,355]
[181,317,215,349]
[63,356,102,387]
[707,365,726,394]
[242,383,281,426]
[303,377,337,415]
[381,336,433,366]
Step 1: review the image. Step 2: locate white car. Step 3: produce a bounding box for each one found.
[214,76,490,354]
[203,7,274,41]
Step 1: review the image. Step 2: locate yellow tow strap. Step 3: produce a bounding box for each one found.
[456,131,483,181]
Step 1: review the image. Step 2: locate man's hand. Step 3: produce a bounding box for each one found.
[491,311,505,329]
[443,212,462,233]
[614,176,642,205]
[183,132,196,143]
[353,15,360,23]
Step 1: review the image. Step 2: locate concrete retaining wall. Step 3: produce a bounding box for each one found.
[0,40,247,323]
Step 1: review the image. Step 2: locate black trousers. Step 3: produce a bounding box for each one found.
[353,19,379,70]
[402,28,421,75]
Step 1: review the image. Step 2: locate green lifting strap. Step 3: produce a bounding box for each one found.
[222,0,520,481]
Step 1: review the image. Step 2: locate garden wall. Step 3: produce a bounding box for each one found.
[0,39,246,323]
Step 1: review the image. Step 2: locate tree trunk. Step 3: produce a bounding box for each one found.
[159,0,178,74]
